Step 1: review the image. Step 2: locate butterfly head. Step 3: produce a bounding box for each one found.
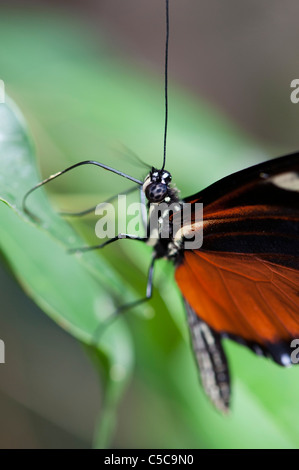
[143,167,172,203]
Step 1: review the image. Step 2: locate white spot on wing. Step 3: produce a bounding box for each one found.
[270,171,299,192]
[281,353,291,367]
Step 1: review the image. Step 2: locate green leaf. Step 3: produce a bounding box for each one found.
[0,99,134,447]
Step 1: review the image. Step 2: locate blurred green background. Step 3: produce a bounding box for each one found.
[1,0,299,449]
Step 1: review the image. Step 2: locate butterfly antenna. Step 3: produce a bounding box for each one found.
[23,160,143,220]
[162,0,169,171]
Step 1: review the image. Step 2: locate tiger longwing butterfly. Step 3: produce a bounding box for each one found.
[23,1,299,413]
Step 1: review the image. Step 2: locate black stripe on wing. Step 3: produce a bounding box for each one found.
[183,152,299,208]
[202,219,299,261]
[223,333,295,367]
[182,153,299,264]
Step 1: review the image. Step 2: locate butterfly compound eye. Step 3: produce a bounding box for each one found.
[162,171,171,184]
[145,182,168,202]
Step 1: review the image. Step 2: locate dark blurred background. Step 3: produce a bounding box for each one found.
[4,0,299,149]
[1,0,299,449]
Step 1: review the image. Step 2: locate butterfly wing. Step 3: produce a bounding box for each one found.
[175,153,299,404]
[177,250,299,364]
[184,299,230,413]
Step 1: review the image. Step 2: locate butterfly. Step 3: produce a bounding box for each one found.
[23,152,299,413]
[22,0,299,414]
[136,153,299,413]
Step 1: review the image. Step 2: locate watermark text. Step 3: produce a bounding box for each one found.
[94,196,203,249]
[290,79,299,103]
[0,339,5,363]
[291,339,299,364]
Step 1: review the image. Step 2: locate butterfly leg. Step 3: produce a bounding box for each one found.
[139,186,148,232]
[68,234,147,254]
[92,256,156,344]
[112,255,155,316]
[60,185,138,217]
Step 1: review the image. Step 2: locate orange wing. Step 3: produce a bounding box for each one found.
[175,250,299,365]
[174,154,299,409]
